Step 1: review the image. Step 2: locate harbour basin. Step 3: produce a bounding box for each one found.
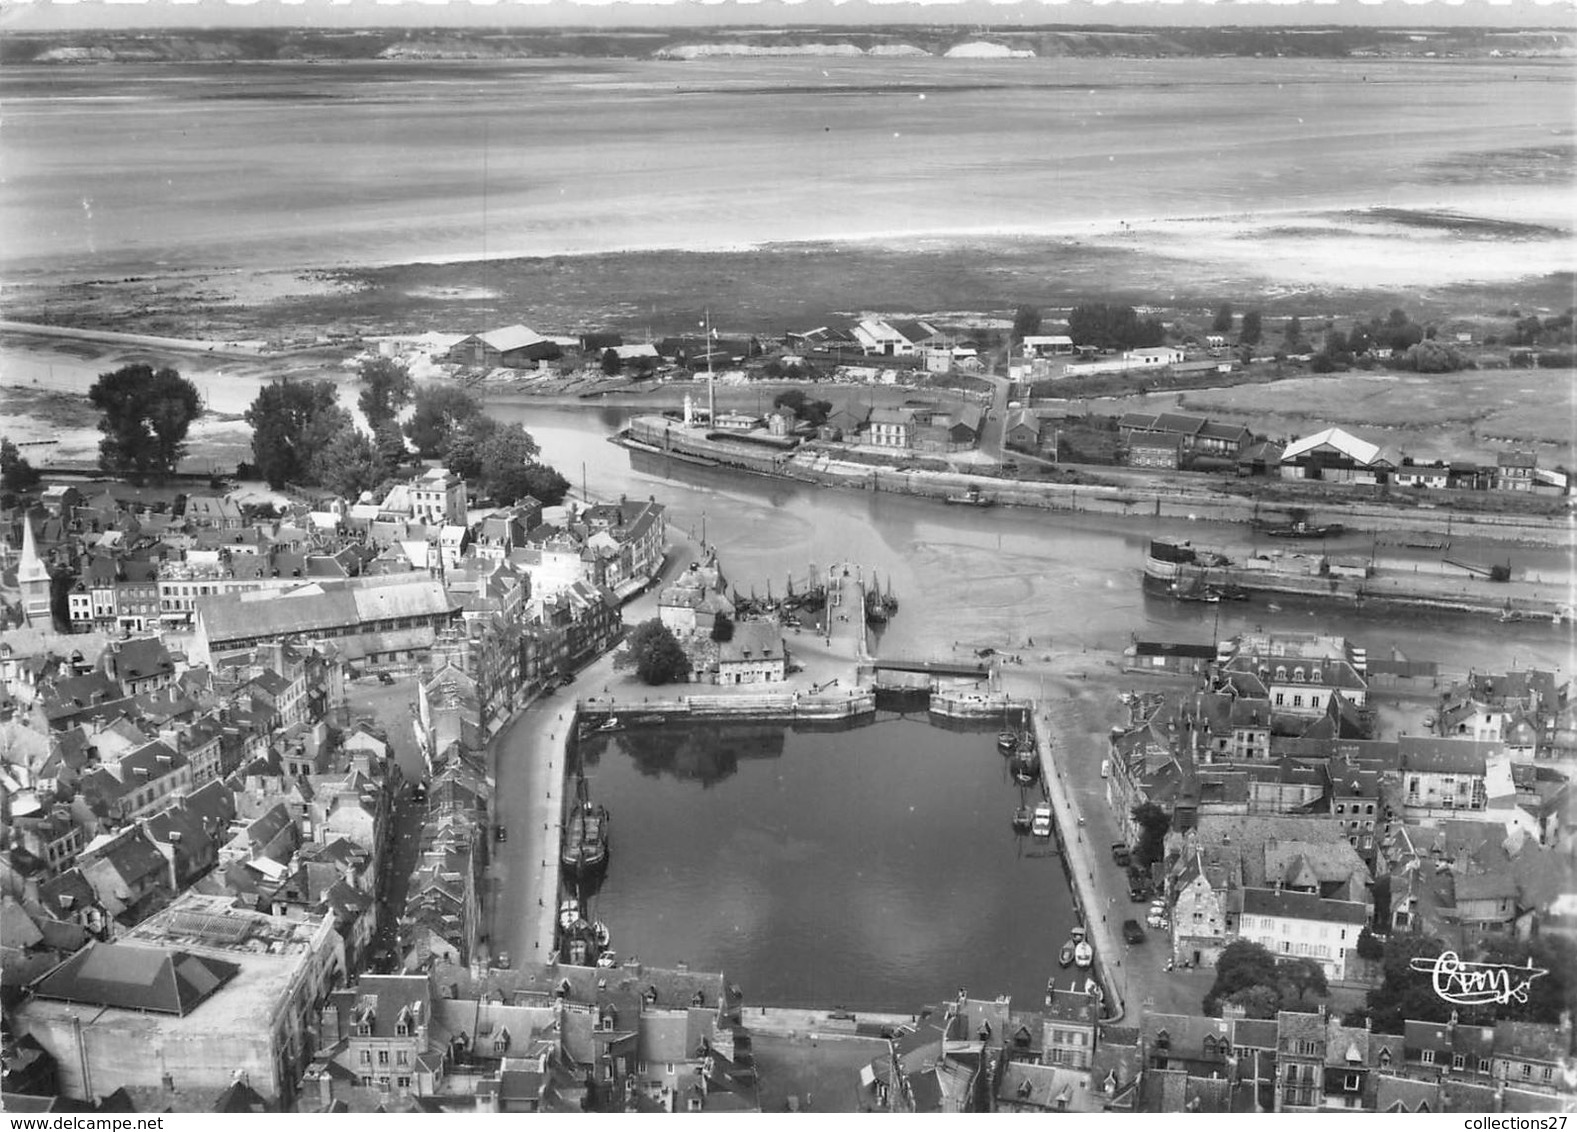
[566,712,1084,1013]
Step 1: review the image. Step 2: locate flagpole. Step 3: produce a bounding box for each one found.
[706,308,716,426]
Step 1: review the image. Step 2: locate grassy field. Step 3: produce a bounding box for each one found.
[1080,368,1576,465]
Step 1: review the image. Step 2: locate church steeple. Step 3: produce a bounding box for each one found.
[17,513,55,629]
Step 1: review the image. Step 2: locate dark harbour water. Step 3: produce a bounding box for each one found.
[571,713,1079,1013]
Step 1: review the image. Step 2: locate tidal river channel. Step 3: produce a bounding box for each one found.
[500,405,1576,1009]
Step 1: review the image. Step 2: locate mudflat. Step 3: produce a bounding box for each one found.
[1,56,1571,338]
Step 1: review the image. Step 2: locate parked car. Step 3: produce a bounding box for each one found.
[377,672,395,685]
[495,951,511,970]
[1111,843,1131,867]
[1122,919,1146,945]
[495,825,507,842]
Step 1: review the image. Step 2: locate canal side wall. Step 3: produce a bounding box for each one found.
[619,421,1568,547]
[576,689,877,721]
[930,690,1027,718]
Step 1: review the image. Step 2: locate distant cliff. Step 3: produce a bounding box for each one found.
[3,25,1572,65]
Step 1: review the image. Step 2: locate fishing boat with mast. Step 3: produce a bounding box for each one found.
[1012,792,1033,832]
[562,774,611,879]
[1010,739,1042,785]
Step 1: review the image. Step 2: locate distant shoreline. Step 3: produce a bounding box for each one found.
[4,26,1574,66]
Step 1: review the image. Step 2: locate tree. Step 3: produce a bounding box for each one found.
[517,463,571,507]
[443,421,490,482]
[1013,305,1043,343]
[87,363,203,482]
[1212,303,1234,333]
[1283,316,1303,349]
[1277,957,1330,1005]
[772,389,833,429]
[1401,340,1471,374]
[1130,802,1171,868]
[628,619,690,685]
[309,426,386,500]
[476,422,543,505]
[1225,984,1284,1020]
[1364,933,1455,1032]
[244,380,351,489]
[1240,310,1263,346]
[0,437,41,495]
[1204,941,1281,1016]
[1356,927,1385,962]
[1069,303,1165,351]
[600,348,623,377]
[1204,941,1331,1017]
[356,357,413,430]
[710,612,735,643]
[405,385,487,457]
[373,419,409,473]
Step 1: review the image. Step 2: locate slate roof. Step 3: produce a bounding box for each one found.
[1494,1021,1570,1064]
[1399,736,1492,776]
[1141,1011,1232,1059]
[31,941,238,1015]
[1231,1018,1279,1050]
[108,637,175,684]
[1242,888,1368,926]
[718,622,784,665]
[327,974,431,1040]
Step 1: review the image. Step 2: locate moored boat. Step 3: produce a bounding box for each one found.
[596,716,623,733]
[562,775,611,878]
[946,486,993,507]
[1058,941,1076,968]
[1263,520,1344,539]
[1031,803,1053,838]
[1011,745,1042,784]
[1012,803,1033,832]
[1074,940,1094,969]
[1144,537,1229,590]
[997,730,1019,753]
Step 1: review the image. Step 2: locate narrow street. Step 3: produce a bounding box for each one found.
[370,782,426,971]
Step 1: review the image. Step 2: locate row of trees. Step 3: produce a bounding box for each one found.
[1204,930,1577,1031]
[242,363,570,505]
[75,358,572,506]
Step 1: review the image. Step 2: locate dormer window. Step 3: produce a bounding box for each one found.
[1156,1029,1170,1052]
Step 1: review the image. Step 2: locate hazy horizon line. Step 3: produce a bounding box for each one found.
[5,0,1575,34]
